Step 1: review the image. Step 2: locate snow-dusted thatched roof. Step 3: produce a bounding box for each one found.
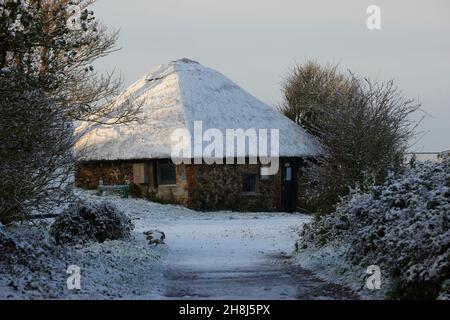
[76,59,321,161]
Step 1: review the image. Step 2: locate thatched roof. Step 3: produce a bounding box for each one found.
[76,59,321,161]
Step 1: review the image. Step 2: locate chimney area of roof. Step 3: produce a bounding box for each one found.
[175,58,199,64]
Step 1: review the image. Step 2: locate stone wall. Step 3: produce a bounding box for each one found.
[188,163,282,212]
[148,164,189,205]
[75,162,133,189]
[76,160,189,205]
[76,159,307,212]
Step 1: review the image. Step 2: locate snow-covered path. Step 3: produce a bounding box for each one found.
[135,209,357,300]
[76,191,358,300]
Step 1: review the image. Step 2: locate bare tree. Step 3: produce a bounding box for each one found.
[0,72,74,223]
[280,60,420,214]
[0,0,142,223]
[280,59,355,137]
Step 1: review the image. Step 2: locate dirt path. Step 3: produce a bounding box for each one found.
[155,213,358,300]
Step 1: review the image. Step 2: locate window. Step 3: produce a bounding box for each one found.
[242,174,257,193]
[285,167,292,181]
[157,161,177,185]
[284,162,293,182]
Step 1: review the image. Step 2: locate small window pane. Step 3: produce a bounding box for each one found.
[242,174,257,192]
[158,162,176,185]
[285,167,292,181]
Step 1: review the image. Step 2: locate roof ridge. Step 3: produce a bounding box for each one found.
[173,64,191,139]
[173,58,200,64]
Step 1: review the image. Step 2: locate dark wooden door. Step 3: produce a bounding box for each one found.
[281,161,297,212]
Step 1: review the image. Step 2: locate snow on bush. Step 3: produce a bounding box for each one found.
[0,223,17,264]
[300,159,450,299]
[0,222,37,268]
[0,221,69,298]
[50,201,133,245]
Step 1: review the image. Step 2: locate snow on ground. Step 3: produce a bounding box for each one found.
[1,189,358,300]
[0,213,164,300]
[293,245,387,300]
[80,190,357,299]
[158,217,358,299]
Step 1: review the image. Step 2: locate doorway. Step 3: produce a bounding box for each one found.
[281,161,297,212]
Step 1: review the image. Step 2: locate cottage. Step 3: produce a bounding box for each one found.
[75,59,321,212]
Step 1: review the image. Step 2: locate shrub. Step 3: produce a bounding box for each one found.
[300,159,450,299]
[280,60,419,214]
[0,223,18,262]
[50,201,133,245]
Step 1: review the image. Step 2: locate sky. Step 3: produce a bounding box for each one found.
[92,0,450,152]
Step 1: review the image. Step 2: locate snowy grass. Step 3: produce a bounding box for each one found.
[1,190,168,299]
[293,244,388,300]
[0,216,164,299]
[1,188,313,299]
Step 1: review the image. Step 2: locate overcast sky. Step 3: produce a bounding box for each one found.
[92,0,450,151]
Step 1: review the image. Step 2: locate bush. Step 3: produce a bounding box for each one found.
[280,60,419,214]
[50,201,133,245]
[0,223,18,262]
[300,159,450,299]
[1,222,57,275]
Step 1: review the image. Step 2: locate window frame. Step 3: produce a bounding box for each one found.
[242,173,258,193]
[157,161,177,186]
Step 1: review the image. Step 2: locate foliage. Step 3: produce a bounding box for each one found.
[50,201,133,245]
[0,70,74,223]
[300,159,450,299]
[0,0,142,222]
[280,60,419,213]
[280,60,354,137]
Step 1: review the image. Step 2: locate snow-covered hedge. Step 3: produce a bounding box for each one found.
[0,223,17,264]
[50,201,133,245]
[300,159,450,299]
[1,221,70,298]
